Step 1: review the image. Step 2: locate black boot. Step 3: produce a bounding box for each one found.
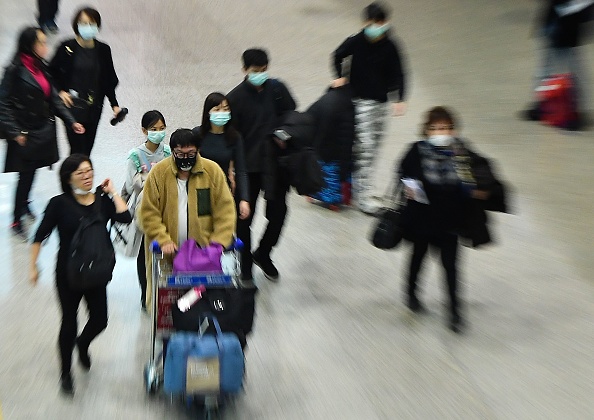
[60,372,74,396]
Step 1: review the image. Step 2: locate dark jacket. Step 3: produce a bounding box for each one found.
[541,0,592,47]
[398,139,508,248]
[306,86,355,182]
[227,78,296,198]
[48,39,119,110]
[0,59,76,172]
[333,31,406,103]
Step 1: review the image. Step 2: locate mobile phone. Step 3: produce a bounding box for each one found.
[273,129,291,142]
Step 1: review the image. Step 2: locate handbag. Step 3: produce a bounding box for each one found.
[370,182,405,250]
[173,240,223,274]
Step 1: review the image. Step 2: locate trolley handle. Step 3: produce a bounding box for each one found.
[150,238,243,254]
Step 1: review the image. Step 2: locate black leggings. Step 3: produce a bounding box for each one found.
[407,233,460,317]
[66,112,101,157]
[56,279,108,375]
[13,169,37,222]
[37,0,59,24]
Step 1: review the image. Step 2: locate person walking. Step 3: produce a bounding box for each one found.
[332,1,407,215]
[0,26,84,238]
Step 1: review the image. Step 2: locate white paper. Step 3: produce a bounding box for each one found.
[402,178,430,204]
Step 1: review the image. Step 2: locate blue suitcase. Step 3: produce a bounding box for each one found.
[164,316,244,395]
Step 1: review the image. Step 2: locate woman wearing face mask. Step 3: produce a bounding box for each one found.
[194,92,250,221]
[398,106,506,334]
[0,26,85,238]
[48,7,122,157]
[29,154,131,395]
[124,110,171,310]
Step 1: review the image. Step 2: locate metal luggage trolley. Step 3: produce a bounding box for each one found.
[144,240,241,419]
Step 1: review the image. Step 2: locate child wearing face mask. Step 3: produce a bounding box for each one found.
[397,106,508,334]
[123,110,171,310]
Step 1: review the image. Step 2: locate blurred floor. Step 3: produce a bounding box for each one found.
[0,0,593,419]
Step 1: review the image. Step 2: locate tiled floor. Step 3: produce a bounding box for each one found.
[1,0,593,419]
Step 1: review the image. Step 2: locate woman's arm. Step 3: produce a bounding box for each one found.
[0,64,22,140]
[30,242,42,285]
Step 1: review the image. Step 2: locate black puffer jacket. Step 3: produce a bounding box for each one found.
[541,0,592,47]
[0,60,76,172]
[306,86,355,182]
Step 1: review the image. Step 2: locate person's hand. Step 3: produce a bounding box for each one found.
[331,77,348,88]
[59,90,73,107]
[112,106,122,119]
[273,137,287,149]
[228,173,236,195]
[392,101,407,116]
[161,242,178,255]
[15,135,26,146]
[100,178,116,195]
[471,189,491,200]
[30,265,39,286]
[72,123,85,134]
[238,200,251,220]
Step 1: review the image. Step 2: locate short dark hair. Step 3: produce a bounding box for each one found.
[364,2,388,21]
[60,154,92,195]
[141,110,166,130]
[421,106,458,137]
[242,48,269,69]
[170,129,202,150]
[72,7,102,36]
[13,26,42,62]
[199,92,239,147]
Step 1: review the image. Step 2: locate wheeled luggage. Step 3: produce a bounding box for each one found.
[536,73,579,130]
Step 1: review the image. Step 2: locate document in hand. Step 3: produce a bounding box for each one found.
[402,178,430,204]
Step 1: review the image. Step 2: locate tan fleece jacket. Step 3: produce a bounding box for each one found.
[138,155,236,308]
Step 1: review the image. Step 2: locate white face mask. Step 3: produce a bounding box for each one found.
[72,186,92,195]
[427,134,454,147]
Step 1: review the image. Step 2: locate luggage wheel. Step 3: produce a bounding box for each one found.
[144,362,159,395]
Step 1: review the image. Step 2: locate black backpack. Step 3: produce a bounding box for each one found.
[68,195,116,290]
[285,147,325,196]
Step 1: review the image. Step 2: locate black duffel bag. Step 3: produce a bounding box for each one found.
[369,182,405,250]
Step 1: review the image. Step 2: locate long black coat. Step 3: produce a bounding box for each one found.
[0,60,76,172]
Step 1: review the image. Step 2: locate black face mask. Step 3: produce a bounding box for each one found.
[174,155,197,172]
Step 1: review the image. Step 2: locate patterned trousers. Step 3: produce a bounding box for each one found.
[352,98,388,209]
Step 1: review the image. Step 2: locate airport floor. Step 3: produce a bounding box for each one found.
[0,0,593,419]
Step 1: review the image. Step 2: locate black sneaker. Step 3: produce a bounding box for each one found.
[449,313,464,334]
[10,221,27,239]
[60,372,75,396]
[406,295,427,314]
[76,339,91,371]
[252,250,279,282]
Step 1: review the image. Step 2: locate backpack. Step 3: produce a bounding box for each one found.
[68,195,116,290]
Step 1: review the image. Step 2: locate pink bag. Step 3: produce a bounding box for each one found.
[172,240,223,274]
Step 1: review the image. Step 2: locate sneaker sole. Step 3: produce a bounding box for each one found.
[252,260,279,282]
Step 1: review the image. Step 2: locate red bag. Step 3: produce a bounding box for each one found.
[536,74,578,129]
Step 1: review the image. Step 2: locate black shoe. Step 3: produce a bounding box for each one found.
[449,313,464,334]
[237,275,257,289]
[141,296,147,312]
[60,373,74,396]
[519,103,540,121]
[252,250,279,282]
[10,221,27,239]
[406,295,427,314]
[76,339,91,371]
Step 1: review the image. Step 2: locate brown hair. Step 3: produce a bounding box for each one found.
[420,106,457,138]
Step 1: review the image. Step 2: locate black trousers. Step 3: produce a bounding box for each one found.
[236,172,290,279]
[37,0,59,24]
[66,111,101,157]
[407,233,460,317]
[56,277,108,375]
[137,237,147,304]
[13,169,37,222]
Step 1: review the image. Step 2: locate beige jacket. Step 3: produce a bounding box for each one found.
[138,155,236,308]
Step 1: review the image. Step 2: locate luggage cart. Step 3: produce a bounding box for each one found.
[144,240,241,419]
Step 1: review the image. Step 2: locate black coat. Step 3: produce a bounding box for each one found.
[0,60,76,172]
[306,86,355,182]
[48,39,119,110]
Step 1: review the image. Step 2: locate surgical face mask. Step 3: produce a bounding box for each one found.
[147,130,166,144]
[427,134,454,147]
[364,23,389,40]
[247,71,269,87]
[72,186,92,195]
[210,111,231,127]
[174,155,197,172]
[78,23,99,40]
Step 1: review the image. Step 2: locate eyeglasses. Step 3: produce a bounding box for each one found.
[173,150,197,159]
[73,168,93,177]
[428,125,454,131]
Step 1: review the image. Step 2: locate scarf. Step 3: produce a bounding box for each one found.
[20,53,50,98]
